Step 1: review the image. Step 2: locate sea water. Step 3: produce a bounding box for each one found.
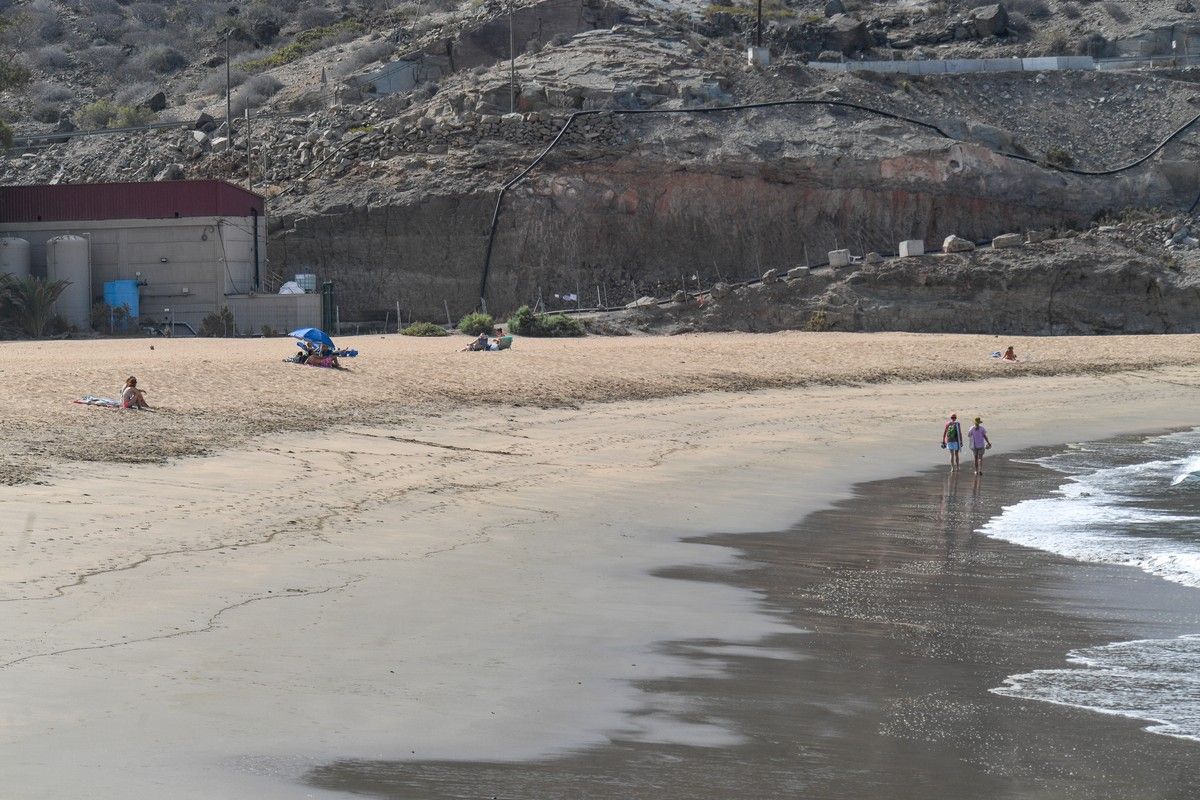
[980,428,1200,743]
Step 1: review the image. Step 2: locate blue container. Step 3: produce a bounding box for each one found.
[103,279,140,330]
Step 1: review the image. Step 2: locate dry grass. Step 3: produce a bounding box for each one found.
[4,331,1200,484]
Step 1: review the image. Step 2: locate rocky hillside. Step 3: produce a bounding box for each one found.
[3,1,1200,327]
[582,214,1200,335]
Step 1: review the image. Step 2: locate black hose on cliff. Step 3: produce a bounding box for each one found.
[477,99,1200,306]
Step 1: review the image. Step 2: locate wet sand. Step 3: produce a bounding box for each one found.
[308,453,1200,799]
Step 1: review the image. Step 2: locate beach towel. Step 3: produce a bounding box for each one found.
[74,395,121,409]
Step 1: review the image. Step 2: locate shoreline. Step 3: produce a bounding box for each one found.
[308,451,1200,798]
[2,369,1200,796]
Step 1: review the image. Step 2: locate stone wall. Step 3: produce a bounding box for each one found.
[268,141,1196,321]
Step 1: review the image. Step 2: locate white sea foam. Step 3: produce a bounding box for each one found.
[985,429,1200,743]
[978,445,1200,589]
[993,636,1200,742]
[1172,454,1200,486]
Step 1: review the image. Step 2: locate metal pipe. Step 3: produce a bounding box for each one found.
[251,207,260,291]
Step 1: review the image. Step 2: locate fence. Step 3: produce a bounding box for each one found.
[808,53,1200,76]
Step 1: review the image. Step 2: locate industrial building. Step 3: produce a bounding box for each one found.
[0,180,320,334]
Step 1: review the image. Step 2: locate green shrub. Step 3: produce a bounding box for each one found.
[0,61,31,92]
[240,21,364,71]
[1044,146,1075,169]
[77,101,153,130]
[457,312,494,336]
[90,302,132,333]
[400,321,449,336]
[507,305,585,337]
[0,275,71,338]
[198,307,236,337]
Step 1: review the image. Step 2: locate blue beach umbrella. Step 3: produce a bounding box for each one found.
[289,327,336,349]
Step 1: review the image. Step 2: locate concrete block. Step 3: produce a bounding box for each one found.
[747,46,771,68]
[992,233,1023,249]
[828,249,851,268]
[898,239,925,257]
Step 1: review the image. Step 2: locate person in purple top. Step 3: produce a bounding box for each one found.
[968,417,992,475]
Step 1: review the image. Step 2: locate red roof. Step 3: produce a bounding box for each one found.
[0,180,264,223]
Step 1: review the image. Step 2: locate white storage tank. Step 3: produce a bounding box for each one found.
[46,235,92,330]
[0,237,31,280]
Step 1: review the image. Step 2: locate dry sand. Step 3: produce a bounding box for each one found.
[2,334,1200,797]
[3,331,1200,484]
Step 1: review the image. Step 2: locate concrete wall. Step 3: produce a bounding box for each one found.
[810,56,1097,75]
[227,293,321,335]
[0,215,267,330]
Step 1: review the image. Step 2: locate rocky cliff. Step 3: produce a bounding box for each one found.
[585,221,1200,335]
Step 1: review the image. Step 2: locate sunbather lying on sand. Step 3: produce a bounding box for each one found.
[121,376,150,410]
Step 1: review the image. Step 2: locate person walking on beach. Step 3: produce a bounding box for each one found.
[941,413,963,470]
[968,417,991,475]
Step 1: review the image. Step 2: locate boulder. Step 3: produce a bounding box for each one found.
[828,249,852,268]
[824,0,846,16]
[899,239,925,257]
[210,136,230,153]
[863,251,884,264]
[992,233,1023,249]
[786,266,810,279]
[823,14,869,55]
[761,268,780,284]
[942,234,976,253]
[154,163,184,181]
[191,130,209,145]
[143,91,167,112]
[970,4,1009,37]
[710,282,732,299]
[671,290,688,304]
[194,112,217,132]
[626,296,658,308]
[1027,229,1053,243]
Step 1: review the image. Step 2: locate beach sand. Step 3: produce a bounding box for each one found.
[1,334,1199,797]
[3,331,1199,484]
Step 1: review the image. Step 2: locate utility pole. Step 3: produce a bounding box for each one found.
[224,29,232,136]
[756,0,763,48]
[245,107,252,190]
[509,1,516,113]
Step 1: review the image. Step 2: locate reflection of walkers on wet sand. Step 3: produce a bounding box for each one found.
[968,416,991,475]
[941,413,963,470]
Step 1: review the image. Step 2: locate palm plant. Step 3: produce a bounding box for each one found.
[0,274,71,338]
